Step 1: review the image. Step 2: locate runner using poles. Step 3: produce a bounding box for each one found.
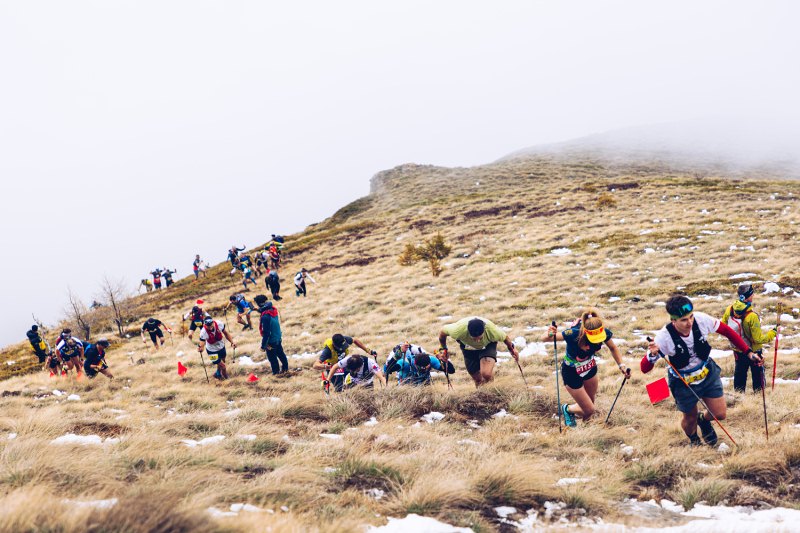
[312,334,377,392]
[721,283,776,393]
[197,317,236,381]
[225,294,255,330]
[438,316,519,388]
[184,303,210,342]
[83,339,113,379]
[641,294,754,446]
[541,309,629,427]
[384,342,454,386]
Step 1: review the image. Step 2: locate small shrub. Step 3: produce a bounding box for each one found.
[596,193,617,209]
[398,233,452,277]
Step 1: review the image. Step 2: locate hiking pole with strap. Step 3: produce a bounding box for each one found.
[647,337,737,446]
[552,321,562,433]
[604,375,628,424]
[772,305,782,391]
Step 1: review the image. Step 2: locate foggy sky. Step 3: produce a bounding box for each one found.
[1,1,799,347]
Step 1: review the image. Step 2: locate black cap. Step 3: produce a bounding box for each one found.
[253,294,268,306]
[31,325,38,331]
[332,333,345,349]
[738,283,755,301]
[97,338,110,347]
[467,318,485,337]
[204,317,214,325]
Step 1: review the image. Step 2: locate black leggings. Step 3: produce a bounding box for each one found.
[734,351,765,392]
[266,342,289,374]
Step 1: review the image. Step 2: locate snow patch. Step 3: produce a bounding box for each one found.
[63,498,118,509]
[764,282,781,293]
[421,412,445,424]
[51,434,118,446]
[67,394,80,401]
[550,248,571,256]
[236,356,264,367]
[555,477,593,486]
[367,514,473,532]
[181,435,225,447]
[319,433,342,440]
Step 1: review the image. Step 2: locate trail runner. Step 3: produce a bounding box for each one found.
[198,317,236,380]
[254,294,289,375]
[438,317,519,387]
[642,295,756,446]
[541,308,630,427]
[721,282,777,393]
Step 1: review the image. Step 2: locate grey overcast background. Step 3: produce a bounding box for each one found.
[1,1,799,347]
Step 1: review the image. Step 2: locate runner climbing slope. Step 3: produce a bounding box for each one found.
[198,317,236,380]
[721,283,777,393]
[642,295,756,446]
[254,294,288,375]
[438,317,519,387]
[541,309,630,427]
[384,342,454,386]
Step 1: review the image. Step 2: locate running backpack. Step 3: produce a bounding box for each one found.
[665,320,711,368]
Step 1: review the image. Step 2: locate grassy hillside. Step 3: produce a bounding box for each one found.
[2,155,800,532]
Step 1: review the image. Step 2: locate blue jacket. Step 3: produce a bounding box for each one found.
[258,303,282,348]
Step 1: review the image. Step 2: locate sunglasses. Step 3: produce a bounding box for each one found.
[669,302,694,320]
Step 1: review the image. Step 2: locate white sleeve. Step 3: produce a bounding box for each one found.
[369,359,380,372]
[695,312,720,336]
[306,274,316,283]
[339,355,351,368]
[654,328,673,358]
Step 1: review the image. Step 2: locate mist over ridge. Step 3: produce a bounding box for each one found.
[501,117,800,177]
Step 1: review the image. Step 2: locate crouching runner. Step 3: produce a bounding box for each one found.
[327,353,385,390]
[642,295,755,446]
[83,339,113,379]
[198,317,237,380]
[384,342,455,385]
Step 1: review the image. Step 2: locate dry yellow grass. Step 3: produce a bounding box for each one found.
[2,155,800,531]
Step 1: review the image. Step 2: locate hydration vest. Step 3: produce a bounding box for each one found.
[725,305,754,350]
[203,322,223,344]
[665,320,712,369]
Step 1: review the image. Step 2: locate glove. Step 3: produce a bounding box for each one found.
[370,350,378,356]
[322,380,330,386]
[392,349,403,361]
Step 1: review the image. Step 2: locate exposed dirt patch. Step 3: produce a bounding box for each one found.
[525,205,587,219]
[607,182,641,191]
[453,389,510,421]
[71,421,126,437]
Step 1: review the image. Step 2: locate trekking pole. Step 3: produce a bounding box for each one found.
[321,371,330,396]
[169,328,174,346]
[772,305,782,391]
[760,364,769,441]
[604,375,628,424]
[198,348,210,384]
[439,349,453,390]
[647,337,737,446]
[552,321,562,433]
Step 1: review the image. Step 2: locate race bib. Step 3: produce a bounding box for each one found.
[208,352,219,362]
[575,358,597,377]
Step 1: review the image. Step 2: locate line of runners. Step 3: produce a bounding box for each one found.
[24,233,777,448]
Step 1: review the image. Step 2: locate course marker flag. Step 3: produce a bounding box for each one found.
[177,361,188,376]
[247,373,259,383]
[646,377,670,404]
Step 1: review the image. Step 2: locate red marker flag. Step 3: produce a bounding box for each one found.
[196,299,204,305]
[646,377,670,404]
[247,373,259,383]
[177,361,188,376]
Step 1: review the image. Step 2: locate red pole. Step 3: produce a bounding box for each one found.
[772,306,782,391]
